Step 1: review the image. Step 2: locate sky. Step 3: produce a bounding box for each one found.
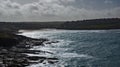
[0,0,120,22]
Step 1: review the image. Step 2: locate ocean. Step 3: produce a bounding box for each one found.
[20,29,120,67]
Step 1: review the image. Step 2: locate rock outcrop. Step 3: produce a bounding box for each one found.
[0,32,58,67]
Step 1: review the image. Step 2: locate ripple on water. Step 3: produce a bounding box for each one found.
[25,39,94,67]
[19,30,97,67]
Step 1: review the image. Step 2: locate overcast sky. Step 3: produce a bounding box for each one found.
[0,0,120,22]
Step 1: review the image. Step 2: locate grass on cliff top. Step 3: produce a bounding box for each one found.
[0,32,14,38]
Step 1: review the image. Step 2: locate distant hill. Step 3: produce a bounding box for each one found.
[0,18,120,31]
[61,18,120,30]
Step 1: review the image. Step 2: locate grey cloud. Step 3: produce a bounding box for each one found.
[0,0,20,10]
[10,0,39,5]
[0,0,120,21]
[104,0,112,4]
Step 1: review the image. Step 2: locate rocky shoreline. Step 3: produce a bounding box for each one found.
[0,32,59,67]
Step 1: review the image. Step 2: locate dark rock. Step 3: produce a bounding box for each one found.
[27,56,47,61]
[1,49,8,54]
[45,41,59,44]
[48,58,59,60]
[48,60,59,64]
[47,58,59,64]
[0,32,59,66]
[0,38,19,47]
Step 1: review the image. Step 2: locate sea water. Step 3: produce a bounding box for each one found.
[20,29,120,67]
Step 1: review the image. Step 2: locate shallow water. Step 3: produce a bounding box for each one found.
[20,29,120,67]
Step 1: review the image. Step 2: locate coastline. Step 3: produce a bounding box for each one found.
[0,32,59,67]
[0,29,120,67]
[0,18,120,31]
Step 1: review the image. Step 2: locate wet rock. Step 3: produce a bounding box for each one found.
[47,58,59,64]
[48,60,59,64]
[1,49,8,54]
[27,56,47,61]
[21,50,41,54]
[27,56,59,64]
[0,38,19,47]
[34,42,44,46]
[48,58,59,60]
[0,32,59,66]
[45,41,59,44]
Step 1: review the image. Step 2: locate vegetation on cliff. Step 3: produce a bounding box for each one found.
[0,18,120,30]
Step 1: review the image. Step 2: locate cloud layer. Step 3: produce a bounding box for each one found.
[0,0,120,22]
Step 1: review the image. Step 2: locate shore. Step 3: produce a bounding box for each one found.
[0,32,59,67]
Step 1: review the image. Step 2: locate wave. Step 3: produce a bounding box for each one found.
[19,30,99,67]
[19,29,120,39]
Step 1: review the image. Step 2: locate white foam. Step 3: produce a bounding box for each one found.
[19,30,96,67]
[57,53,93,58]
[20,29,105,39]
[27,63,66,67]
[26,53,52,57]
[29,39,73,52]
